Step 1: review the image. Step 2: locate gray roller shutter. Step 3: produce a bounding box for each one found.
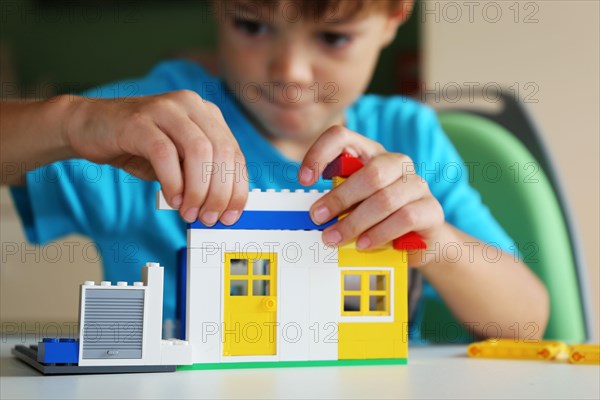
[82,289,144,359]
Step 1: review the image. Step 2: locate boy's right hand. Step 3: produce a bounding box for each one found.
[67,90,248,225]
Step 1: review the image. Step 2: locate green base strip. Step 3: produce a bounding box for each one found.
[177,358,407,371]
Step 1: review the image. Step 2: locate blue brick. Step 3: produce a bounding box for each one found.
[38,338,79,364]
[176,247,187,340]
[188,211,336,230]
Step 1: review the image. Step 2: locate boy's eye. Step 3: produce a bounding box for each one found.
[318,32,351,48]
[233,18,270,37]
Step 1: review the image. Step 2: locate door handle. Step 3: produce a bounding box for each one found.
[262,297,276,311]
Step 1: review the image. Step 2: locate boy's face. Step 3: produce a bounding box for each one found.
[216,1,406,143]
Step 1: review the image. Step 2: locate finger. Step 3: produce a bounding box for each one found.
[188,98,238,146]
[298,125,386,186]
[220,151,249,225]
[187,99,246,225]
[320,173,429,246]
[179,129,213,223]
[356,196,444,249]
[117,156,157,181]
[196,138,241,226]
[310,153,412,224]
[125,121,183,209]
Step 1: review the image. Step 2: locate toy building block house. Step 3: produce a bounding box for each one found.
[12,154,424,374]
[159,154,425,368]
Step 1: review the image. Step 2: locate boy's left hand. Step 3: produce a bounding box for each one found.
[298,126,445,268]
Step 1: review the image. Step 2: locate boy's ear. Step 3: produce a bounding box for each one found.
[382,0,415,47]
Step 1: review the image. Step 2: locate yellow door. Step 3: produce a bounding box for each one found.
[223,252,277,356]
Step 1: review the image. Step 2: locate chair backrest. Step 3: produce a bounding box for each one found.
[420,112,587,342]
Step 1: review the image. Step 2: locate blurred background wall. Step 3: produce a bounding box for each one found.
[0,0,420,97]
[1,0,598,339]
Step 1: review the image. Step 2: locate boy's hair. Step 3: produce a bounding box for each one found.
[224,0,408,20]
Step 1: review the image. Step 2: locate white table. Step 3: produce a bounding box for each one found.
[1,338,598,399]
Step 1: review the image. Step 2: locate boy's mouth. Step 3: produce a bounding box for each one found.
[251,86,315,110]
[261,94,315,111]
[268,100,312,110]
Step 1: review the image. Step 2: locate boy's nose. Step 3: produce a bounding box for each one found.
[268,44,314,89]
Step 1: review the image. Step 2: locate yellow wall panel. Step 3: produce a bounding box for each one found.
[338,242,408,360]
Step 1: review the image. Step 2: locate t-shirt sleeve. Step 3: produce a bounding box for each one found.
[10,161,152,245]
[413,106,517,255]
[10,163,89,244]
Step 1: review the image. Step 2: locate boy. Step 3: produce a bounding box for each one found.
[1,0,548,339]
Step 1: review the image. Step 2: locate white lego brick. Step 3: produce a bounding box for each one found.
[156,190,175,210]
[277,230,335,270]
[157,189,327,212]
[278,267,310,361]
[78,282,146,290]
[140,262,164,365]
[190,229,287,250]
[219,355,279,363]
[161,339,193,365]
[188,248,223,268]
[77,285,88,365]
[187,266,222,364]
[188,230,328,263]
[303,242,338,270]
[243,189,325,211]
[190,229,328,267]
[78,359,149,367]
[308,267,340,361]
[190,229,338,290]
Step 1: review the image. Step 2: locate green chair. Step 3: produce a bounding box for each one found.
[419,111,590,343]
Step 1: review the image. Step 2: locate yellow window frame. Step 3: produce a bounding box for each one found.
[341,270,391,317]
[224,252,277,297]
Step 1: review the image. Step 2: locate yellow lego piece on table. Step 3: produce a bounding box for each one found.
[569,344,600,365]
[467,339,568,361]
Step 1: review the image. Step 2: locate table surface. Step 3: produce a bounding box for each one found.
[1,338,598,400]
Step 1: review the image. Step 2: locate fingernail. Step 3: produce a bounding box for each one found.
[357,236,371,249]
[312,205,330,224]
[323,229,342,245]
[220,210,240,225]
[201,211,219,226]
[299,167,314,184]
[171,195,183,208]
[183,207,199,223]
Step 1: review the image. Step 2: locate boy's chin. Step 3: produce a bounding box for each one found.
[261,118,321,143]
[248,103,333,143]
[263,125,311,142]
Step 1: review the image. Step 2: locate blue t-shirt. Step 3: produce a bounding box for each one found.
[10,59,515,327]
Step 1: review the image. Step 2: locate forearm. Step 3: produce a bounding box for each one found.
[420,224,549,340]
[0,96,79,185]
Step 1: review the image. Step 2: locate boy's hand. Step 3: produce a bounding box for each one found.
[67,90,248,225]
[298,125,444,268]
